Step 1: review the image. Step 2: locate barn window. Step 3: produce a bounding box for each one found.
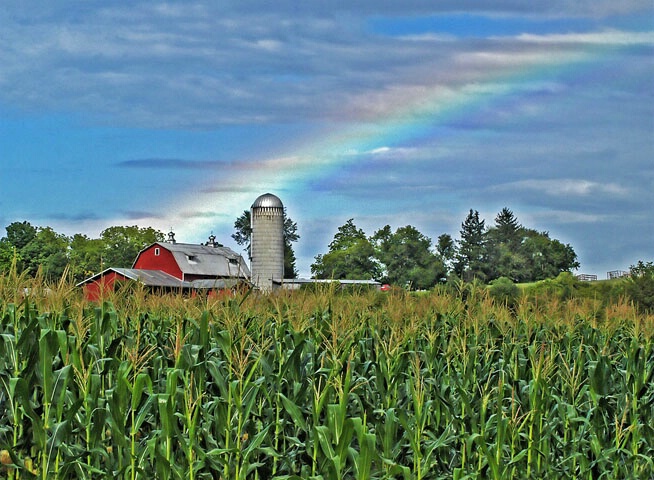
[154,248,160,256]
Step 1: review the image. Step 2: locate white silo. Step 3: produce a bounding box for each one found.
[250,193,284,291]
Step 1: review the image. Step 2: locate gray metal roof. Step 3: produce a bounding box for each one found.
[188,278,242,289]
[273,278,381,286]
[251,193,283,209]
[77,268,185,288]
[141,242,250,279]
[78,267,247,290]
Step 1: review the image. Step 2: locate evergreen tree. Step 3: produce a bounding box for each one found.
[486,208,526,281]
[455,209,487,281]
[492,208,521,248]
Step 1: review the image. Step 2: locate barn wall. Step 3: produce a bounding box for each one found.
[133,245,183,279]
[84,271,126,302]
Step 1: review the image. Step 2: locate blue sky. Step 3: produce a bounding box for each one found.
[1,1,652,278]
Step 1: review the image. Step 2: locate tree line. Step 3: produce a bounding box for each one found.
[310,207,580,289]
[0,207,578,289]
[0,211,302,283]
[0,222,165,282]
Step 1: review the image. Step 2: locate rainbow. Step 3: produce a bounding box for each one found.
[163,32,648,244]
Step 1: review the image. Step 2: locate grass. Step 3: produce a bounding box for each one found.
[0,269,653,478]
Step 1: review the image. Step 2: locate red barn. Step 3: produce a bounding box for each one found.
[133,241,249,282]
[78,237,250,301]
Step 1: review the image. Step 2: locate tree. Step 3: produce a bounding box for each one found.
[436,233,455,273]
[20,226,70,279]
[1,221,38,272]
[455,209,487,281]
[372,225,446,289]
[69,234,105,281]
[1,222,70,279]
[521,229,579,281]
[5,221,37,250]
[311,219,380,280]
[100,226,165,268]
[486,208,526,281]
[490,208,521,248]
[232,209,300,278]
[625,261,654,313]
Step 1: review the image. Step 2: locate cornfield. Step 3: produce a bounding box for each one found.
[1,272,653,479]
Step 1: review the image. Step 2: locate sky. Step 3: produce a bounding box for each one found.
[1,1,652,278]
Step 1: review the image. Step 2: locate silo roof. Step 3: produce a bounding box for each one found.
[252,193,283,209]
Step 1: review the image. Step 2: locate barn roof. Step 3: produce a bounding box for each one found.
[140,242,250,279]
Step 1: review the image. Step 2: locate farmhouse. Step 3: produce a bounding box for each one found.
[78,233,250,301]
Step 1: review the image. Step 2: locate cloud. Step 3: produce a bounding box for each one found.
[121,210,164,220]
[527,209,610,225]
[493,179,630,197]
[178,210,232,219]
[48,212,103,222]
[516,31,654,45]
[1,2,649,129]
[117,158,223,170]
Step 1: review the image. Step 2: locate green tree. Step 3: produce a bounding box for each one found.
[625,260,654,313]
[372,225,446,289]
[487,208,527,281]
[491,208,521,248]
[100,225,165,267]
[69,233,105,281]
[521,229,579,281]
[1,221,38,272]
[436,233,455,273]
[455,209,487,281]
[1,222,70,279]
[311,219,380,280]
[5,220,37,250]
[232,209,300,278]
[20,226,70,279]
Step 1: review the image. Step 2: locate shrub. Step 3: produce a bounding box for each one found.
[488,276,520,307]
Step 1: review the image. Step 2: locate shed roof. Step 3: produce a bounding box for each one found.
[77,268,185,288]
[77,267,247,290]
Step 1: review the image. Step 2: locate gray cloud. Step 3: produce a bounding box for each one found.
[117,158,223,169]
[121,210,164,220]
[1,3,651,128]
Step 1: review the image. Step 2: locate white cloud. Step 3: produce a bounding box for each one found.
[494,179,631,197]
[516,30,654,46]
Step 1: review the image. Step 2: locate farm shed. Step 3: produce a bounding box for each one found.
[273,278,382,290]
[78,267,185,301]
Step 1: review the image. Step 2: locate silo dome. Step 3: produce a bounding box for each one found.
[250,193,284,291]
[251,193,283,209]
